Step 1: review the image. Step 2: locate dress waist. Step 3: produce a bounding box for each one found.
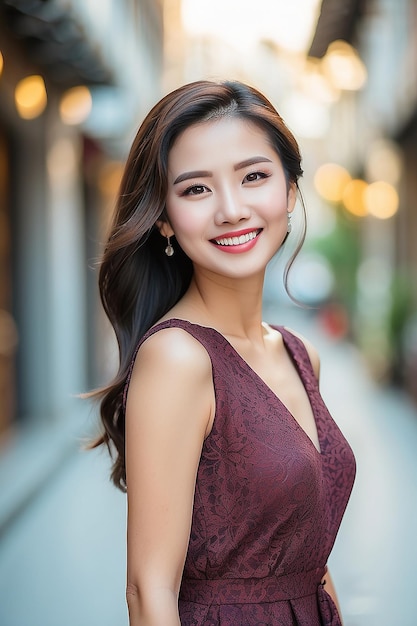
[179,566,326,605]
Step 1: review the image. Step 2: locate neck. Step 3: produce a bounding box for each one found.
[181,269,266,340]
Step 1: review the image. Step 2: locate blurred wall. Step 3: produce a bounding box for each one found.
[0,0,164,530]
[306,0,417,395]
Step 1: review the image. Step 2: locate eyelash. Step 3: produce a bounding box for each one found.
[244,171,269,183]
[180,171,270,196]
[181,184,208,197]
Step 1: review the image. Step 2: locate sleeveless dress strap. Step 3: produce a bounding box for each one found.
[273,325,319,394]
[123,320,318,409]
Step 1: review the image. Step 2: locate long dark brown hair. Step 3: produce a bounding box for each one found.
[92,80,304,491]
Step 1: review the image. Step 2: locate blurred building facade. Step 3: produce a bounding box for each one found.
[0,0,164,530]
[308,0,417,399]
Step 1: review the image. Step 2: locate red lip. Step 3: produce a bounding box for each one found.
[209,228,262,254]
[212,227,260,239]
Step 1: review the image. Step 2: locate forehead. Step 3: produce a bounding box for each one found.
[168,117,276,168]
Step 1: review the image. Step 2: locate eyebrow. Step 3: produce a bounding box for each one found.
[234,156,273,171]
[173,170,211,185]
[173,156,273,185]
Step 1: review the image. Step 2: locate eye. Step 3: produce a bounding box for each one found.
[244,171,269,183]
[181,184,210,196]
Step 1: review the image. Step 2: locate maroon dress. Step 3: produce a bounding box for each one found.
[127,319,356,625]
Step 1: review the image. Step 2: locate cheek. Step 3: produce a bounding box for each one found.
[166,201,204,241]
[263,187,289,218]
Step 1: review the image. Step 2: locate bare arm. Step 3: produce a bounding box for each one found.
[125,328,214,625]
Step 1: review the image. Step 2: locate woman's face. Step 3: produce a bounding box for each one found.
[164,116,296,281]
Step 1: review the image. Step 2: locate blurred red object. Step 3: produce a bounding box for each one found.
[319,303,349,339]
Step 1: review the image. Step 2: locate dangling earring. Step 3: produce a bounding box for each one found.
[287,212,292,234]
[165,236,174,257]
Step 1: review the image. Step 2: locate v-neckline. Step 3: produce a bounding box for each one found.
[160,318,323,456]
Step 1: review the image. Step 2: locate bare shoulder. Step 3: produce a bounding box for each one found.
[138,327,210,369]
[283,326,321,379]
[126,325,215,437]
[135,326,212,374]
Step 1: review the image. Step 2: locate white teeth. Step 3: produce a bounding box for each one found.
[215,230,259,246]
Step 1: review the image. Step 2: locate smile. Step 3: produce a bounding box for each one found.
[213,229,261,247]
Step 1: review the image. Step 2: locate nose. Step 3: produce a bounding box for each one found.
[215,186,251,225]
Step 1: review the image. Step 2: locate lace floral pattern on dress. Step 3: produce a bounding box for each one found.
[124,320,356,625]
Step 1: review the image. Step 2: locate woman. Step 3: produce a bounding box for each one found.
[94,80,356,625]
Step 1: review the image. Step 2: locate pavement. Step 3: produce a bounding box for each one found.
[1,304,417,626]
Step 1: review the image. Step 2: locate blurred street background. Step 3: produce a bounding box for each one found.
[0,0,417,624]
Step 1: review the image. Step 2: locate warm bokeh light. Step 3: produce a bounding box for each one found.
[301,58,340,104]
[0,51,4,77]
[314,163,351,203]
[15,75,47,119]
[342,179,368,217]
[321,40,367,91]
[59,86,92,125]
[364,181,399,219]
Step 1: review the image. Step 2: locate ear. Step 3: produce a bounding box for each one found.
[287,182,297,214]
[155,219,175,238]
